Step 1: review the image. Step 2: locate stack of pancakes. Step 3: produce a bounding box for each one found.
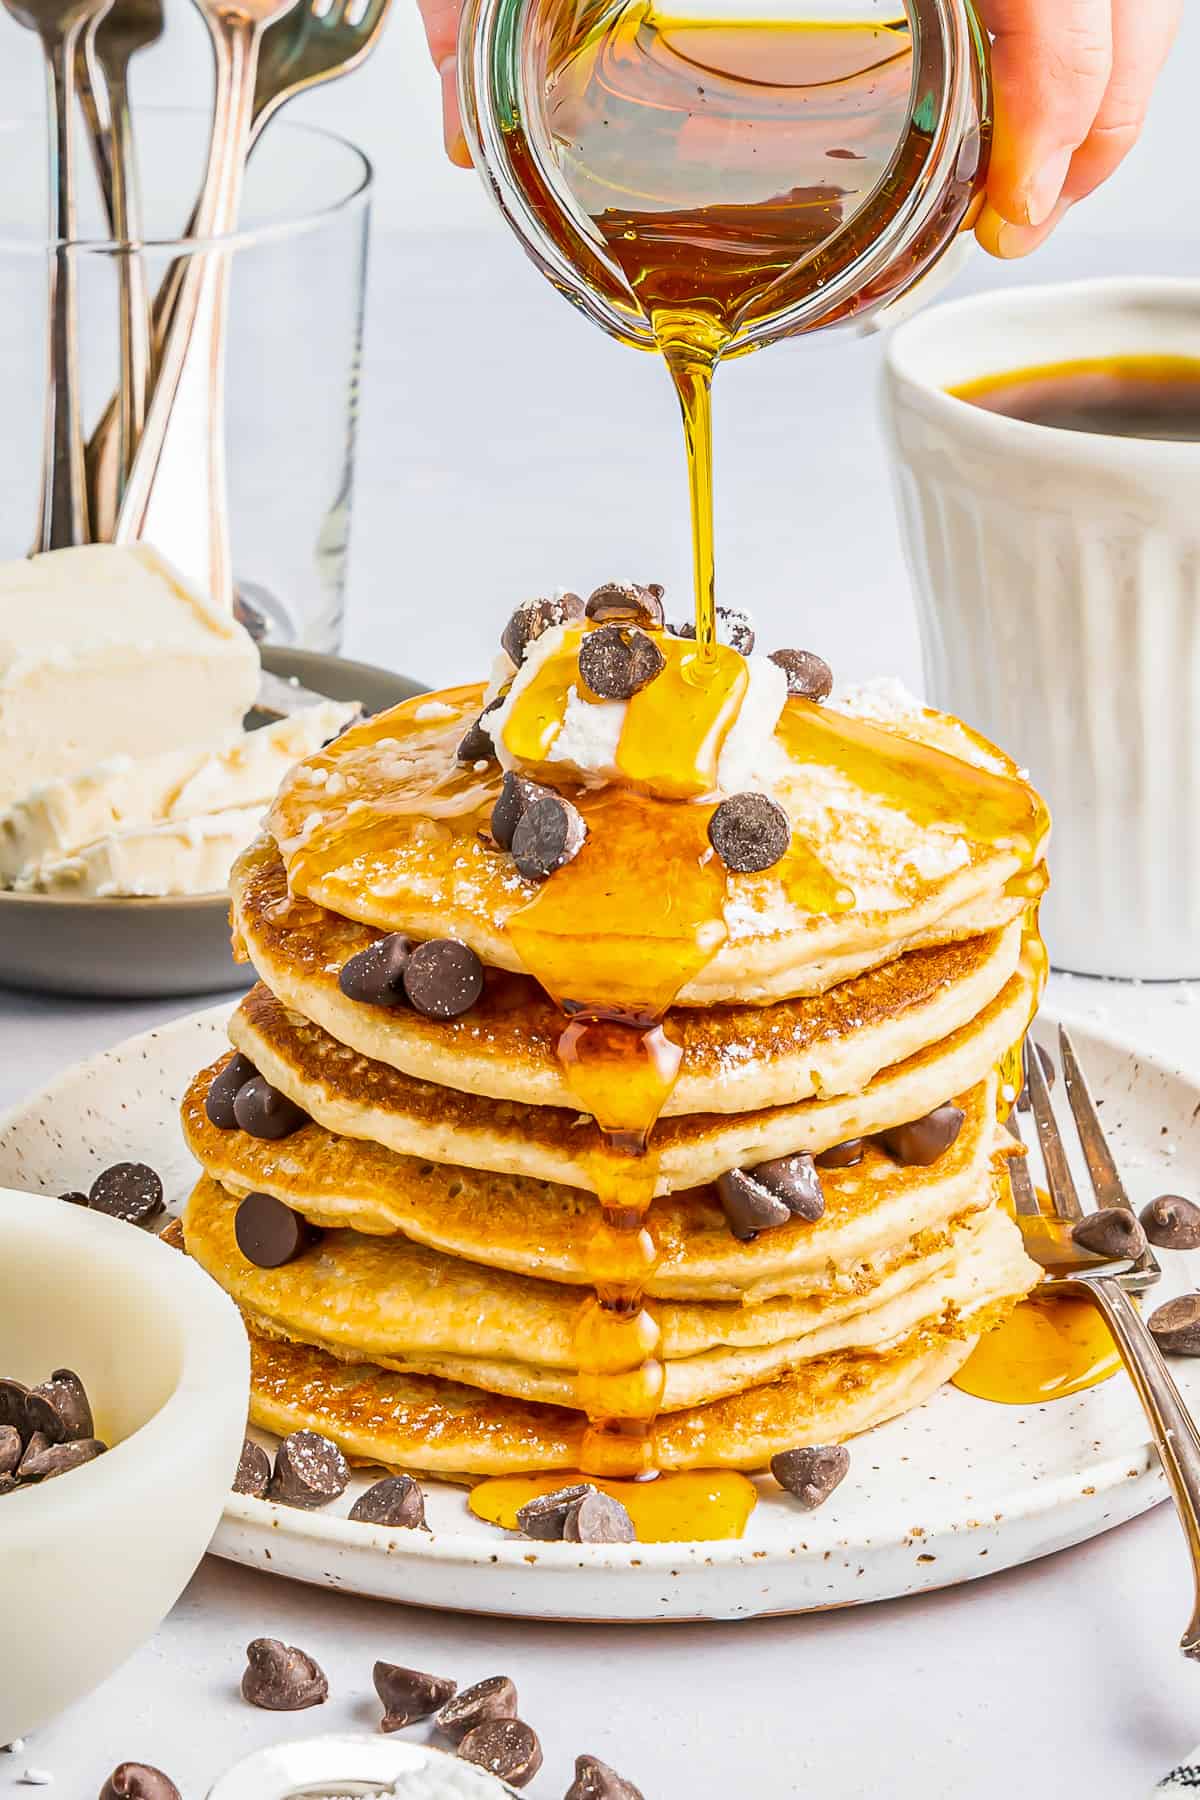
[180,630,1048,1485]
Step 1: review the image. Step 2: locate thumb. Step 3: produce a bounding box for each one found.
[415,0,472,167]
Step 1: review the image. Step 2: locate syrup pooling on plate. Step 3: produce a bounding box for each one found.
[952,1293,1121,1404]
[469,1469,759,1542]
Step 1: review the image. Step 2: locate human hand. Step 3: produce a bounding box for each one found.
[415,0,472,166]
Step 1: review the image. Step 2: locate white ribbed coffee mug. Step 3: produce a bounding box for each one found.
[883,277,1200,980]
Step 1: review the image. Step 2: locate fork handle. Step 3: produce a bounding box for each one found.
[38,27,91,549]
[1081,1276,1200,1659]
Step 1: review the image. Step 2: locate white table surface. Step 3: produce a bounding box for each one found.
[5,221,1200,1800]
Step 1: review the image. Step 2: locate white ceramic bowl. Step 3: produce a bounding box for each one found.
[883,277,1200,980]
[0,1190,248,1746]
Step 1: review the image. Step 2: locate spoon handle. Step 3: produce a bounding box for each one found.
[37,26,90,550]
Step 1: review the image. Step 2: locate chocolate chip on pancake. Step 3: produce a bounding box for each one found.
[771,1443,850,1508]
[1149,1294,1200,1356]
[566,1755,646,1800]
[673,606,755,654]
[879,1103,965,1167]
[717,1153,824,1241]
[205,1052,258,1130]
[349,1473,427,1527]
[578,623,665,701]
[515,1483,595,1541]
[17,1437,106,1480]
[816,1139,865,1169]
[338,933,412,1008]
[233,1076,308,1141]
[491,771,544,851]
[98,1764,182,1800]
[512,793,587,881]
[241,1638,328,1711]
[25,1368,93,1443]
[563,1489,636,1543]
[436,1676,518,1744]
[458,1719,544,1789]
[1141,1194,1200,1251]
[267,1430,349,1509]
[0,1426,19,1476]
[235,1193,316,1268]
[88,1162,164,1226]
[707,792,791,873]
[374,1661,456,1731]
[501,592,586,666]
[584,580,665,629]
[1071,1208,1146,1261]
[404,938,485,1019]
[769,648,833,701]
[232,1439,272,1498]
[457,696,504,764]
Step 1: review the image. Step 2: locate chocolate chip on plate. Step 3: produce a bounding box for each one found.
[717,1154,824,1242]
[578,624,665,701]
[349,1473,426,1528]
[769,648,834,701]
[234,1193,316,1269]
[584,581,665,630]
[404,939,485,1020]
[1140,1194,1200,1252]
[241,1638,329,1711]
[338,933,412,1008]
[25,1368,93,1443]
[232,1439,272,1499]
[233,1076,308,1141]
[1071,1208,1147,1261]
[458,1718,544,1789]
[17,1437,106,1481]
[457,697,504,764]
[374,1661,457,1732]
[566,1754,647,1800]
[491,771,544,851]
[89,1162,164,1225]
[515,1483,596,1541]
[707,792,791,873]
[1148,1293,1200,1356]
[879,1103,965,1167]
[0,1426,19,1477]
[673,605,756,655]
[436,1676,518,1744]
[267,1430,350,1509]
[512,794,587,882]
[205,1052,258,1130]
[771,1443,850,1509]
[816,1139,866,1170]
[98,1764,182,1800]
[564,1489,636,1544]
[501,592,586,666]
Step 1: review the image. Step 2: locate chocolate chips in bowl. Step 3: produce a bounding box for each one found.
[0,1368,107,1495]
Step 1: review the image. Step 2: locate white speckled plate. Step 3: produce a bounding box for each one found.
[0,1004,1196,1623]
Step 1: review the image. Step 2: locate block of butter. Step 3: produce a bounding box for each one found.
[25,806,268,898]
[0,543,259,811]
[0,700,358,889]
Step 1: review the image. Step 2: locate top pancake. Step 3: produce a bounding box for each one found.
[264,685,1047,1006]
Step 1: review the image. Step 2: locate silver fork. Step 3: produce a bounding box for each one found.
[1013,1025,1200,1659]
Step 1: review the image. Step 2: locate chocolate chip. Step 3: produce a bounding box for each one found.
[515,1483,596,1541]
[457,697,503,764]
[584,581,665,629]
[17,1437,106,1480]
[98,1765,182,1800]
[0,1426,19,1476]
[501,592,585,665]
[578,624,665,701]
[234,1192,316,1268]
[241,1638,329,1711]
[754,1154,824,1219]
[564,1489,636,1544]
[267,1430,349,1509]
[771,1443,850,1509]
[338,934,412,1008]
[404,939,485,1019]
[0,1473,17,1495]
[1149,1294,1200,1355]
[512,794,587,882]
[1071,1208,1146,1261]
[816,1139,865,1169]
[205,1053,258,1130]
[769,648,834,701]
[436,1676,518,1744]
[374,1661,456,1732]
[566,1755,646,1800]
[1140,1194,1200,1251]
[349,1473,426,1527]
[0,1379,28,1439]
[707,792,791,873]
[25,1368,93,1443]
[879,1103,965,1167]
[717,1154,824,1241]
[59,1190,90,1207]
[458,1719,543,1789]
[233,1076,308,1141]
[491,771,544,851]
[88,1162,164,1225]
[673,606,755,654]
[232,1439,272,1498]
